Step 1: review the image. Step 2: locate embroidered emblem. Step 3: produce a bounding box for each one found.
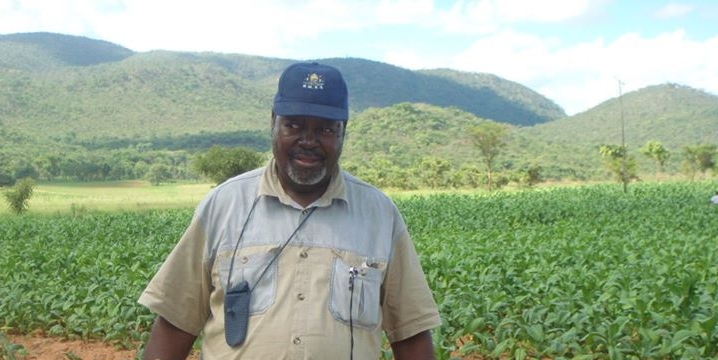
[302,73,324,89]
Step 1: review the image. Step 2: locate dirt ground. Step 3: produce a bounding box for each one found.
[8,334,482,359]
[7,334,200,360]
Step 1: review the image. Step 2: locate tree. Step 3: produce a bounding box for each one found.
[4,177,35,214]
[681,144,716,180]
[146,163,172,186]
[415,156,452,188]
[192,145,264,184]
[639,140,670,175]
[599,144,638,191]
[520,165,542,188]
[469,122,509,191]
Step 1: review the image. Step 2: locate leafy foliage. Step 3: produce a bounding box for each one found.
[639,140,671,174]
[3,178,35,214]
[192,145,266,184]
[2,182,718,358]
[399,181,718,359]
[681,144,717,179]
[470,122,510,191]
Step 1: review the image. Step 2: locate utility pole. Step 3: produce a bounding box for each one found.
[616,78,627,193]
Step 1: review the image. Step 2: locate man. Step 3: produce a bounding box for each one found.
[139,62,441,359]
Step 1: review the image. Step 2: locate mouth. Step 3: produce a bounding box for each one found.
[291,151,324,168]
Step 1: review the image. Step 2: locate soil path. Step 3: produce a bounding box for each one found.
[7,334,200,360]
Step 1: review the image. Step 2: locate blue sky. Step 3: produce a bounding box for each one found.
[1,0,717,115]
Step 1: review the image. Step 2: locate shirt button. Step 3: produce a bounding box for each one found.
[300,251,308,259]
[293,337,301,345]
[240,256,248,264]
[297,293,305,301]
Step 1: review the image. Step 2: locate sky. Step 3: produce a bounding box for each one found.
[1,0,717,115]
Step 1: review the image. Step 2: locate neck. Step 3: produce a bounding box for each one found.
[279,175,330,208]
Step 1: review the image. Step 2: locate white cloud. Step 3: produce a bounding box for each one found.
[654,3,694,19]
[375,0,434,24]
[430,0,601,35]
[444,27,718,115]
[494,0,593,23]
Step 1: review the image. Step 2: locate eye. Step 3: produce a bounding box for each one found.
[321,126,336,134]
[284,120,302,130]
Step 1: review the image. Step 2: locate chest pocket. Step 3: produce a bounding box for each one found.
[329,257,383,329]
[218,250,278,314]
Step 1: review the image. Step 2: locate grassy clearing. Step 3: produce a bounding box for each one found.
[0,180,213,215]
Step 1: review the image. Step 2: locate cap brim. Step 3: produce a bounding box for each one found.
[274,102,348,121]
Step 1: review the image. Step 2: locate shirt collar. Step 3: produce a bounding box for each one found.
[258,158,348,208]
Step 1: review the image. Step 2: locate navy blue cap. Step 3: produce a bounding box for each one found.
[273,62,348,121]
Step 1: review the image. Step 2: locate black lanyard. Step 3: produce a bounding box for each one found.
[226,197,317,293]
[224,197,317,347]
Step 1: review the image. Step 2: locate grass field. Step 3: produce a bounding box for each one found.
[2,180,718,359]
[0,180,212,215]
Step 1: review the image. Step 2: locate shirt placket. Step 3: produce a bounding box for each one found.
[288,208,313,359]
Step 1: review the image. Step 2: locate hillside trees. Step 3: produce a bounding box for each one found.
[470,122,510,191]
[681,144,717,179]
[599,144,638,192]
[639,140,670,175]
[191,145,265,184]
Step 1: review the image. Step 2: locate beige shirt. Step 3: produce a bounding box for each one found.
[139,160,441,359]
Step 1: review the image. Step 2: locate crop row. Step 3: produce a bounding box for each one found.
[1,181,717,359]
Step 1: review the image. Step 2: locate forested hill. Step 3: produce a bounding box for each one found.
[2,32,717,184]
[0,32,134,69]
[0,32,564,144]
[523,83,718,150]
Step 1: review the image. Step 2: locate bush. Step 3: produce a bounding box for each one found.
[3,177,35,214]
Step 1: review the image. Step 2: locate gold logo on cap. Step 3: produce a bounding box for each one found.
[302,73,324,89]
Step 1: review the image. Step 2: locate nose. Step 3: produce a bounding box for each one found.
[298,127,319,145]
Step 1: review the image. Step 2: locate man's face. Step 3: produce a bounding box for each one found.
[272,114,345,192]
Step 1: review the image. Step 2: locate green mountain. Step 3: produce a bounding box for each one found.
[518,83,718,178]
[0,32,564,143]
[419,68,565,125]
[525,83,718,149]
[1,32,717,184]
[0,32,134,69]
[343,84,718,181]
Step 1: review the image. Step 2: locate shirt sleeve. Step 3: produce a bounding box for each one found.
[138,216,212,335]
[381,230,442,343]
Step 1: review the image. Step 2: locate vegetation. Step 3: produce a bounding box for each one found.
[639,140,671,175]
[0,332,27,360]
[2,182,718,359]
[191,145,266,184]
[469,122,510,191]
[1,33,718,187]
[599,145,638,193]
[3,178,35,214]
[681,144,717,180]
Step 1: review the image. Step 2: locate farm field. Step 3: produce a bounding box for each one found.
[1,181,718,359]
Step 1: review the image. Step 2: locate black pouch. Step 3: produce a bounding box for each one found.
[224,280,250,347]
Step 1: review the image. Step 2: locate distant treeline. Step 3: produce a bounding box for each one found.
[71,129,270,152]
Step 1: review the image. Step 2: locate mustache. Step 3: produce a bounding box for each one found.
[290,149,325,159]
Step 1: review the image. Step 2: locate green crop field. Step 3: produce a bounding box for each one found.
[1,181,718,359]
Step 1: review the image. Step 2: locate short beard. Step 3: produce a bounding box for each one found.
[286,162,327,186]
